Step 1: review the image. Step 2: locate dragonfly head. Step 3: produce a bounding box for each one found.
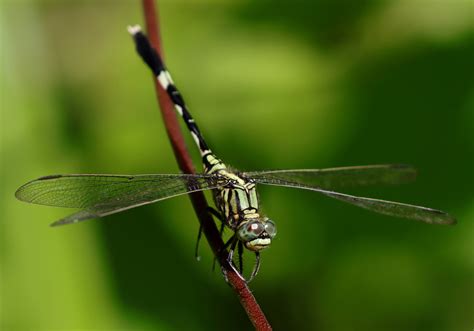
[237,218,277,251]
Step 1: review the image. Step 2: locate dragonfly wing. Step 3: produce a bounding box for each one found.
[250,177,456,225]
[15,174,222,226]
[245,164,417,190]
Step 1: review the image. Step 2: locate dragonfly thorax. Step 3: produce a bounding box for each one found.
[213,171,260,223]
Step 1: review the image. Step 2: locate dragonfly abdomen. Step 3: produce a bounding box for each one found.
[203,152,226,173]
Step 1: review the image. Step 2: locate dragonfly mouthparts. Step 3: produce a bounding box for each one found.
[246,237,272,251]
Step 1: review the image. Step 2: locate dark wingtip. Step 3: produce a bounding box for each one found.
[37,174,63,180]
[442,215,457,226]
[431,209,457,226]
[50,219,74,227]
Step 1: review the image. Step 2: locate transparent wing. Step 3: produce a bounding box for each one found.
[245,164,417,190]
[249,176,456,225]
[15,174,222,226]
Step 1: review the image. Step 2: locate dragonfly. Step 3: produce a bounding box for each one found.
[15,25,456,282]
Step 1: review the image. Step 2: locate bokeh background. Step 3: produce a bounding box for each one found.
[1,1,473,330]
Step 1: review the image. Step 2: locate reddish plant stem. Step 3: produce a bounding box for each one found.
[140,1,272,330]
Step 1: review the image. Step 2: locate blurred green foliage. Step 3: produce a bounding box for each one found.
[1,0,473,330]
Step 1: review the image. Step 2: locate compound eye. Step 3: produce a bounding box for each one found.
[247,222,264,236]
[265,220,277,237]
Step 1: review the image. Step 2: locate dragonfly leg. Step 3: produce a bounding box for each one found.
[212,221,226,272]
[207,206,225,222]
[220,263,245,283]
[194,224,203,261]
[238,241,244,274]
[227,237,238,263]
[207,207,226,271]
[195,207,225,262]
[219,235,245,282]
[247,252,261,283]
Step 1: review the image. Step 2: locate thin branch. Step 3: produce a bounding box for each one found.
[139,0,272,329]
